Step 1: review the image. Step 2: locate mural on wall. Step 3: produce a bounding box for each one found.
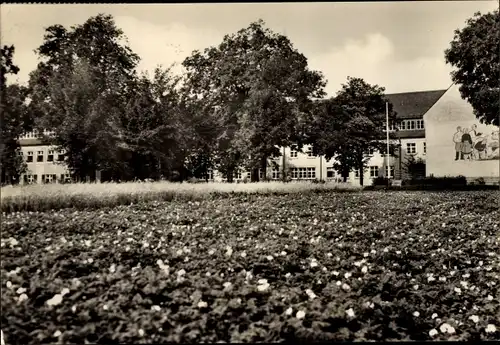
[453,124,500,161]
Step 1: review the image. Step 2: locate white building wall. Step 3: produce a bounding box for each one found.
[424,84,500,183]
[19,145,70,184]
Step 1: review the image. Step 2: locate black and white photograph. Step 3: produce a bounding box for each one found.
[1,1,499,343]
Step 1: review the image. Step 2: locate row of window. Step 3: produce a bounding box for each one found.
[20,130,56,139]
[385,119,425,131]
[20,149,66,163]
[290,142,426,159]
[23,174,72,184]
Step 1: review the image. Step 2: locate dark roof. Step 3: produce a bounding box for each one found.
[386,89,447,120]
[395,129,426,140]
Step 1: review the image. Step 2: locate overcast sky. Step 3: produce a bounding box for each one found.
[1,2,497,96]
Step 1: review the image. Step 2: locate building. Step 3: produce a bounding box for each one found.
[18,130,72,185]
[424,84,500,184]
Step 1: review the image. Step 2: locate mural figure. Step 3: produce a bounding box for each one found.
[453,126,463,160]
[453,125,500,161]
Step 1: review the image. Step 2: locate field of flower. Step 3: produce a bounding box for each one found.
[1,190,499,344]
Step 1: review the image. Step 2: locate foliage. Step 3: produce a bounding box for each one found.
[182,20,325,181]
[0,46,31,185]
[444,10,500,126]
[308,77,397,185]
[1,191,499,343]
[28,14,141,181]
[403,155,426,180]
[402,175,467,188]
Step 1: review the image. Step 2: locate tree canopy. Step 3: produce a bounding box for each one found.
[182,19,325,181]
[445,10,500,126]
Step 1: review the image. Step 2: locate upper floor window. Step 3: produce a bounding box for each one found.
[306,146,314,157]
[26,151,34,163]
[400,119,424,131]
[47,150,55,162]
[37,150,44,162]
[406,142,417,154]
[290,150,298,158]
[369,166,379,178]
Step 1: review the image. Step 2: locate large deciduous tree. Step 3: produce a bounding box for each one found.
[445,10,500,126]
[309,77,397,185]
[182,19,325,182]
[28,14,140,181]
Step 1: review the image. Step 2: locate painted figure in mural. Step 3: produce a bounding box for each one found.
[453,126,464,160]
[460,128,473,160]
[487,130,500,159]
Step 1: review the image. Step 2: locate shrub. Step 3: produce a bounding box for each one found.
[372,176,390,186]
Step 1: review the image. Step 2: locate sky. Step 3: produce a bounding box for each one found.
[1,1,497,96]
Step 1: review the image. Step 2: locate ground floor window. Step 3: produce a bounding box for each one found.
[291,167,316,179]
[42,174,57,184]
[271,167,280,180]
[23,174,37,184]
[370,166,379,178]
[327,167,337,178]
[60,174,72,183]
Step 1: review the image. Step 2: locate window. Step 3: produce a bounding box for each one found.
[327,167,336,178]
[367,148,375,156]
[60,174,72,183]
[290,150,298,158]
[399,121,406,130]
[370,166,379,178]
[271,167,280,180]
[37,150,44,162]
[291,167,316,179]
[26,151,34,163]
[306,146,314,157]
[385,166,395,178]
[58,149,65,162]
[406,142,417,154]
[354,169,360,178]
[246,172,251,179]
[408,120,416,130]
[42,174,56,184]
[259,169,264,179]
[423,142,426,155]
[235,171,243,179]
[47,150,55,162]
[416,120,424,130]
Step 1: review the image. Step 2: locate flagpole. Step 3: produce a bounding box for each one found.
[386,102,390,185]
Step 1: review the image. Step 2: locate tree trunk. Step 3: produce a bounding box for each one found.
[260,157,267,182]
[359,161,364,186]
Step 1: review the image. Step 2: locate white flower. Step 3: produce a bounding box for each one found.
[46,294,63,306]
[71,305,77,313]
[344,272,352,279]
[342,283,351,291]
[53,330,62,337]
[285,307,293,315]
[103,304,109,310]
[266,255,274,261]
[296,310,306,319]
[281,251,287,256]
[487,295,494,301]
[310,261,318,268]
[198,301,208,308]
[396,251,401,255]
[462,273,470,278]
[485,324,497,333]
[439,323,455,334]
[333,271,340,276]
[414,285,419,290]
[469,315,479,323]
[16,287,26,294]
[432,313,438,319]
[84,240,91,247]
[18,294,28,303]
[87,258,93,264]
[138,329,145,337]
[223,282,232,289]
[177,269,186,276]
[327,253,332,257]
[225,246,233,257]
[109,264,116,273]
[151,305,161,311]
[240,251,247,258]
[413,311,420,317]
[305,289,317,300]
[363,252,369,257]
[454,287,462,294]
[361,266,368,274]
[429,329,438,337]
[336,281,342,286]
[285,273,291,278]
[346,308,355,318]
[208,249,215,255]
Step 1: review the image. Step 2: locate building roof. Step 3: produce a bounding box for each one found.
[386,89,448,120]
